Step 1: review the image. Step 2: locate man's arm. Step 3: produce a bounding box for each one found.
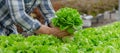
[38,0,56,24]
[6,0,69,37]
[7,0,41,33]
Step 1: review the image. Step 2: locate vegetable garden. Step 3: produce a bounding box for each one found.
[0,0,119,52]
[0,20,120,53]
[1,7,120,53]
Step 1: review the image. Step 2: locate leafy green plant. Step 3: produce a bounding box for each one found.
[52,7,83,33]
[1,21,120,52]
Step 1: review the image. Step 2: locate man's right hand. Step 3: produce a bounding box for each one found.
[50,27,70,38]
[35,25,70,38]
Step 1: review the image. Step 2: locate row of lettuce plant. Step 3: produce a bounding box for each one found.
[0,21,120,53]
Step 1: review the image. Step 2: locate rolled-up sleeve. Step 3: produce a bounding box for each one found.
[38,0,56,24]
[7,0,41,33]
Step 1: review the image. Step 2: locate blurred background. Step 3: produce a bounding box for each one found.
[51,0,118,16]
[51,0,119,27]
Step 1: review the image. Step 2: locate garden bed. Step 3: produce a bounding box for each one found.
[1,21,120,52]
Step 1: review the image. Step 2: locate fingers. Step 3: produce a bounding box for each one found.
[50,27,70,38]
[48,23,57,28]
[57,31,70,38]
[35,25,51,34]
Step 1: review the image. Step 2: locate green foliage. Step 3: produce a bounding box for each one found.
[1,22,120,52]
[52,7,83,33]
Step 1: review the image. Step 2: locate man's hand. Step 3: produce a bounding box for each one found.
[50,27,70,38]
[35,25,70,38]
[35,25,51,35]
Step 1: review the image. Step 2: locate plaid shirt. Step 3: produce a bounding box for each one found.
[0,0,55,35]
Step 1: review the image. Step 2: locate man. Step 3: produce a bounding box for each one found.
[0,0,69,38]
